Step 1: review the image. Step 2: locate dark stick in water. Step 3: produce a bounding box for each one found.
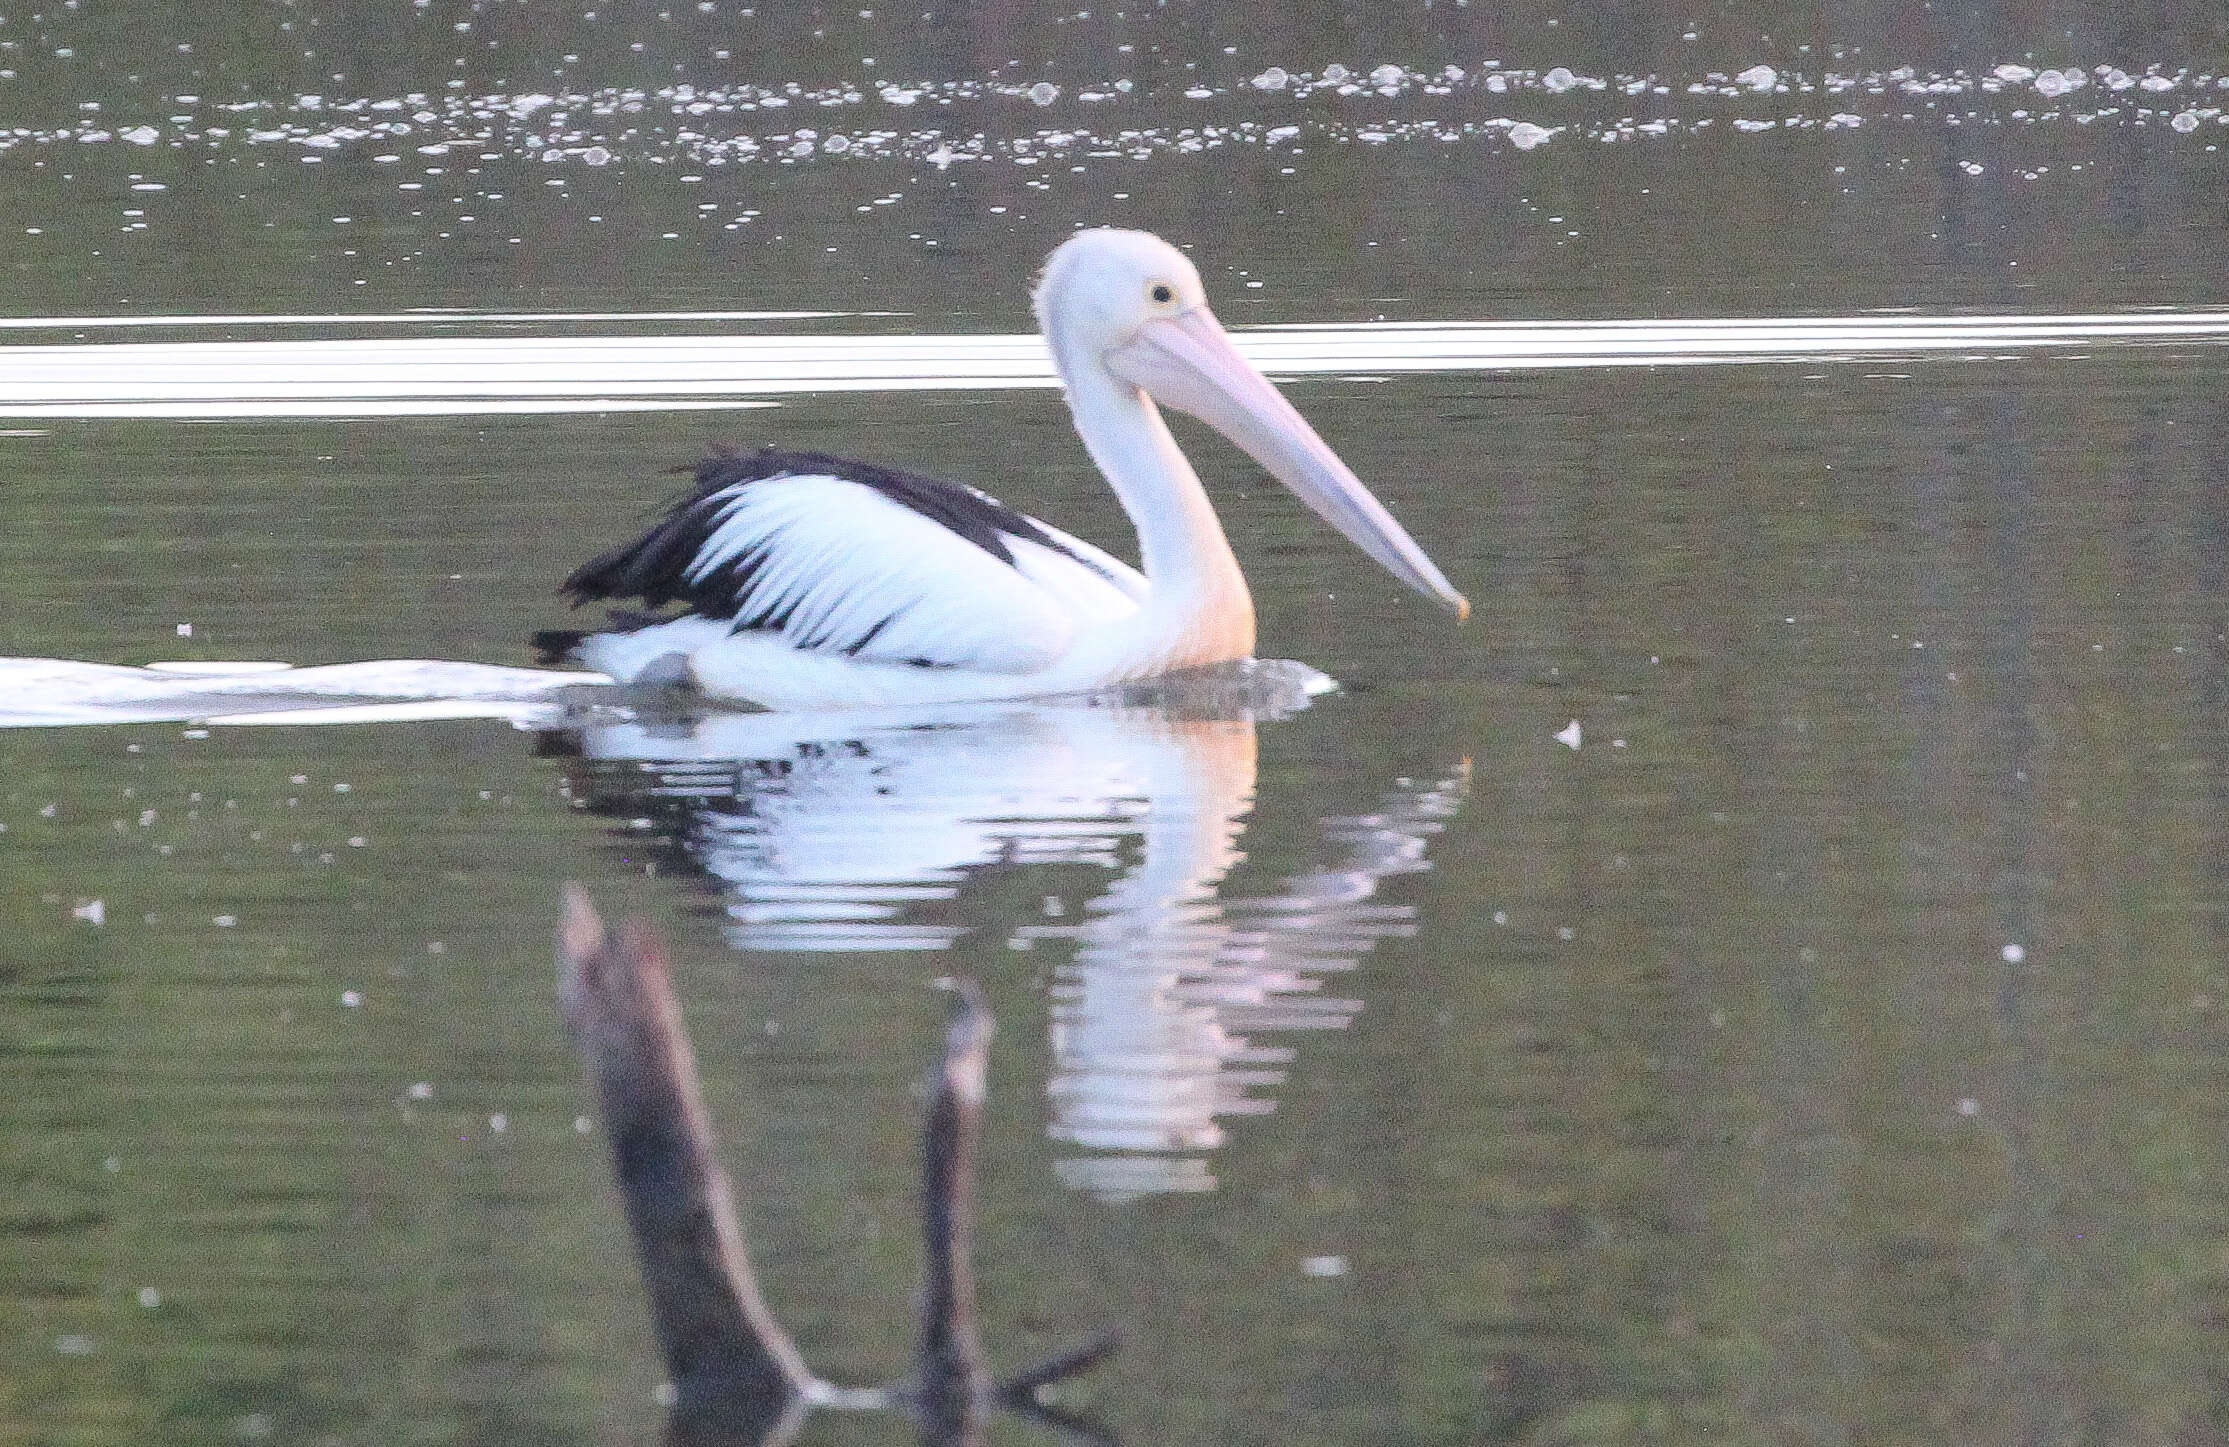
[557,883,819,1434]
[915,978,995,1443]
[559,885,1116,1445]
[915,978,1122,1444]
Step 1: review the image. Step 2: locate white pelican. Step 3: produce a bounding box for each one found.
[534,228,1467,708]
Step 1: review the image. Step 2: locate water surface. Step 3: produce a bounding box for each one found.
[6,6,2229,1445]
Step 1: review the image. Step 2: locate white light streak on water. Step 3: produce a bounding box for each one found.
[3,397,784,419]
[0,309,857,330]
[1,312,2224,417]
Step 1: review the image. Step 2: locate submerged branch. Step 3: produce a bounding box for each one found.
[999,1331,1123,1402]
[915,977,996,1443]
[561,891,1119,1446]
[558,884,817,1425]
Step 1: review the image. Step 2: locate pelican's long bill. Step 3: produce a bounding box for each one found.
[1107,306,1471,620]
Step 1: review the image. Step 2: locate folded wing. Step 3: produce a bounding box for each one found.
[561,449,1143,674]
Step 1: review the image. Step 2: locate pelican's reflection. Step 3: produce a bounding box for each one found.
[544,666,1466,1202]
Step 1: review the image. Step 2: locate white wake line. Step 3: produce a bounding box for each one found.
[0,655,1329,729]
[0,657,610,729]
[3,313,2224,417]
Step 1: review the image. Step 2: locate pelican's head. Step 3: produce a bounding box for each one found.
[1033,228,1469,621]
[1033,228,1213,355]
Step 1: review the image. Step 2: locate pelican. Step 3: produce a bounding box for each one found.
[533,228,1467,708]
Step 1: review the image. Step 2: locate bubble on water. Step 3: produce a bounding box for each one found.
[1959,159,1985,174]
[9,58,2220,195]
[1508,121,1554,150]
[2001,943,2027,963]
[1027,82,1059,107]
[120,125,160,145]
[138,1287,161,1309]
[1301,1255,1347,1277]
[2172,110,2201,133]
[72,899,105,925]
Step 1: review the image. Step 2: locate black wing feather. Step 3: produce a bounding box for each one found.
[557,446,1108,632]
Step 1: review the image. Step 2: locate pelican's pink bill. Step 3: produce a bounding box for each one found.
[1106,306,1470,620]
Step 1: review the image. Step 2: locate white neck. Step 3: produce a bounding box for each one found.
[1056,344,1256,670]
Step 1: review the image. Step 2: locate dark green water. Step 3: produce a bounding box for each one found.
[6,5,2229,1445]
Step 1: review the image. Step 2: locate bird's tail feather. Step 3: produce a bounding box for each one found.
[530,629,588,665]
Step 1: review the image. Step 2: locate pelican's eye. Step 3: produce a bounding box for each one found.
[1148,282,1176,305]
